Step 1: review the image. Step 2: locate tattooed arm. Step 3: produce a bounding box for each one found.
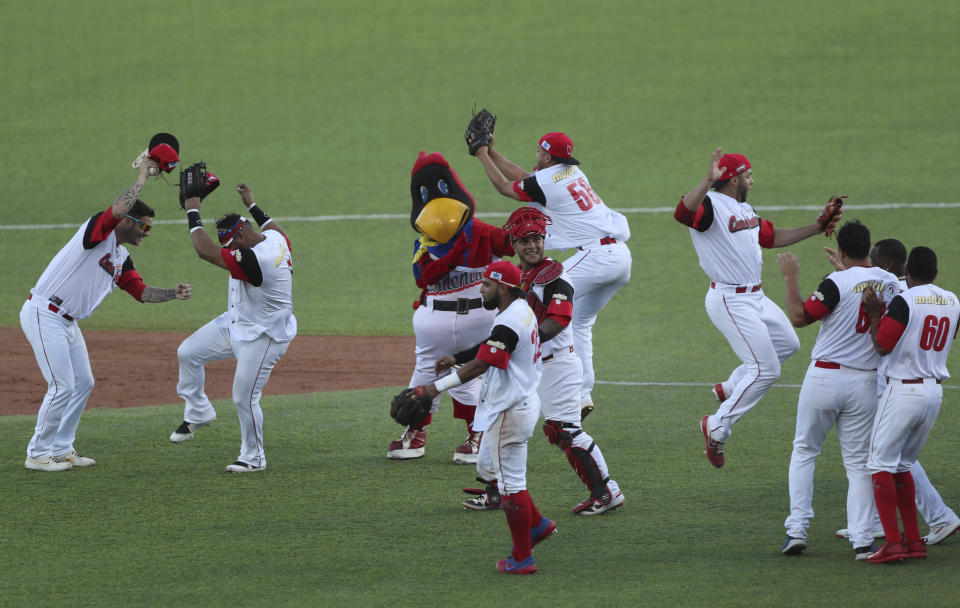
[141,283,192,303]
[112,159,159,219]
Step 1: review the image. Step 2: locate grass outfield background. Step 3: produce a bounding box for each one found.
[2,1,959,606]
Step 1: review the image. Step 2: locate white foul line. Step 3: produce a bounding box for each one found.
[595,380,959,390]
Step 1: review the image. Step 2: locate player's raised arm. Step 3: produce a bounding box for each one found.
[486,137,530,181]
[112,159,157,219]
[183,197,230,269]
[476,146,523,200]
[679,148,725,213]
[236,183,287,237]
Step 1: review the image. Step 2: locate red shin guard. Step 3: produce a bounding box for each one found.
[503,491,533,561]
[872,472,902,543]
[894,471,921,543]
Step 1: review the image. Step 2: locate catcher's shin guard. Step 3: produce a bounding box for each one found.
[543,419,581,450]
[565,442,611,502]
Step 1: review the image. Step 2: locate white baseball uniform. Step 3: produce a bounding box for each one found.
[784,266,900,548]
[472,297,542,494]
[176,229,296,468]
[22,207,152,459]
[513,164,632,405]
[868,284,960,474]
[675,190,800,442]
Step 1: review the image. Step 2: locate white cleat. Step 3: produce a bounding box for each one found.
[53,450,96,467]
[25,456,72,472]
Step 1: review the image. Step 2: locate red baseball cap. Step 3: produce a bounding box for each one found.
[483,260,522,288]
[539,132,579,165]
[717,153,751,181]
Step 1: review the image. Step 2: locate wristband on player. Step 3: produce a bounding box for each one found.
[434,371,463,392]
[187,209,204,233]
[247,204,273,228]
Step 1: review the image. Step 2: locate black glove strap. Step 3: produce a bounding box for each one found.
[187,209,203,232]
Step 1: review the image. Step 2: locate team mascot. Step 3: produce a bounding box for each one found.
[386,151,514,463]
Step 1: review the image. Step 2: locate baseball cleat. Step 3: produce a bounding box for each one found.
[453,430,481,464]
[170,418,215,443]
[572,490,625,516]
[496,555,537,575]
[580,400,594,420]
[781,536,807,556]
[711,383,727,402]
[387,427,426,459]
[530,517,557,548]
[854,545,877,561]
[836,527,885,540]
[225,460,266,473]
[463,493,501,510]
[52,450,96,467]
[701,415,725,468]
[865,541,906,564]
[24,455,73,472]
[903,539,927,560]
[923,519,960,545]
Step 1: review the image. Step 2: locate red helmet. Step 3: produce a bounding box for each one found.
[504,206,551,240]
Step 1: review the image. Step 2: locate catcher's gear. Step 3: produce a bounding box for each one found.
[178,162,221,208]
[504,206,551,240]
[817,195,845,237]
[543,419,582,450]
[390,385,432,427]
[565,442,612,500]
[464,107,496,156]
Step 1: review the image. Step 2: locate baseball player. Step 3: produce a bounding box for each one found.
[828,239,960,546]
[170,184,295,473]
[775,221,900,559]
[20,157,191,471]
[472,128,631,419]
[462,207,623,515]
[389,152,514,463]
[426,260,552,574]
[675,147,842,467]
[860,246,960,563]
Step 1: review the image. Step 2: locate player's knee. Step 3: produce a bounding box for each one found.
[543,419,580,450]
[74,372,94,397]
[757,358,782,382]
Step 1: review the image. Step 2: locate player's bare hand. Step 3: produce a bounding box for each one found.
[776,252,800,277]
[862,284,883,317]
[138,157,160,178]
[708,147,724,182]
[183,196,202,211]
[434,355,456,374]
[175,283,192,300]
[824,247,845,272]
[236,183,255,207]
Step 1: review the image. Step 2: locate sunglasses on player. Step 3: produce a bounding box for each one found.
[125,214,152,232]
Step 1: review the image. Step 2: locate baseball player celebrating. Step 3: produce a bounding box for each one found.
[827,239,960,546]
[171,183,296,473]
[775,221,900,559]
[425,260,552,574]
[463,207,623,515]
[675,147,843,467]
[20,155,191,471]
[468,115,631,419]
[860,247,960,563]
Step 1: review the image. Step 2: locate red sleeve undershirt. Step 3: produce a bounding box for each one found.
[477,342,511,369]
[876,317,907,353]
[220,248,250,281]
[758,219,775,248]
[116,269,146,302]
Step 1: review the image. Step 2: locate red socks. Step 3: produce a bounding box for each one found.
[502,491,534,560]
[872,472,902,544]
[894,471,921,543]
[452,398,475,423]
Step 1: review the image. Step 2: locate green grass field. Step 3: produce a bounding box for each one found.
[2,1,960,606]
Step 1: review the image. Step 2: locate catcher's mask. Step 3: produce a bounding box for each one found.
[504,206,551,241]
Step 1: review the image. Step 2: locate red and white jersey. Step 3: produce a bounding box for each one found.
[473,297,543,431]
[521,259,574,359]
[513,164,630,250]
[29,207,147,320]
[219,229,297,342]
[877,283,960,381]
[804,266,900,369]
[674,191,775,286]
[877,278,907,379]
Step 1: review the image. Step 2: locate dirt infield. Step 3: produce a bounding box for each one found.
[2,328,415,416]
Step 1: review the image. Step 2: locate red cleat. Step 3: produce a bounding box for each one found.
[865,541,907,564]
[701,416,725,468]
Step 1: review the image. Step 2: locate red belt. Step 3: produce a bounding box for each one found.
[815,360,841,369]
[28,293,74,322]
[711,282,762,293]
[897,378,941,385]
[578,237,617,250]
[542,345,574,362]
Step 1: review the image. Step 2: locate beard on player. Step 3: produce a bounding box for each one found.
[482,287,501,310]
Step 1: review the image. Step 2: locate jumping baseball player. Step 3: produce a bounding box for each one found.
[775,221,900,559]
[860,247,960,563]
[423,260,553,574]
[461,207,623,515]
[827,239,960,546]
[389,152,514,463]
[170,184,295,473]
[21,156,191,471]
[468,118,631,419]
[675,147,843,467]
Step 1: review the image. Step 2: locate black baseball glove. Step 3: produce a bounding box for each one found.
[178,162,220,209]
[465,107,496,156]
[390,386,432,426]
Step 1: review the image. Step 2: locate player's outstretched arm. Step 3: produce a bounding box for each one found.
[111,159,158,219]
[477,147,523,200]
[236,184,286,236]
[141,283,192,303]
[423,357,490,399]
[680,148,725,212]
[183,197,230,269]
[487,138,529,181]
[771,223,824,247]
[776,252,810,327]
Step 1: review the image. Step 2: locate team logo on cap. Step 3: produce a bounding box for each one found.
[491,271,504,281]
[541,141,551,151]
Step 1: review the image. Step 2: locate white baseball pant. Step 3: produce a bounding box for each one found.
[177,318,290,468]
[784,363,877,548]
[869,379,942,474]
[563,240,632,405]
[476,396,541,495]
[20,299,95,458]
[704,288,800,442]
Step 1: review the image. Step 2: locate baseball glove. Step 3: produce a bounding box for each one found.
[817,195,846,237]
[464,107,496,156]
[178,162,220,208]
[390,385,432,426]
